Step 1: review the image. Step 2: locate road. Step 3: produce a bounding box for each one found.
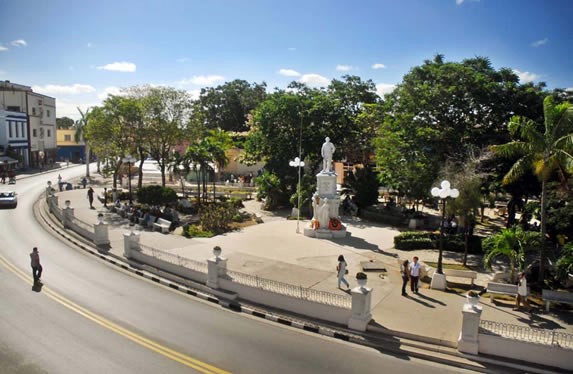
[0,166,471,373]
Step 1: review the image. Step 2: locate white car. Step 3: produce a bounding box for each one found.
[0,190,17,209]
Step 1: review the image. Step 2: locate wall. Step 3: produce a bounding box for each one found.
[129,250,207,284]
[479,334,573,371]
[222,147,265,175]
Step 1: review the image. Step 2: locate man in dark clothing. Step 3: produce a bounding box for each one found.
[87,187,95,209]
[30,247,43,282]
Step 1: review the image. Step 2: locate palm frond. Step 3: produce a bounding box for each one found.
[491,141,529,159]
[502,156,532,184]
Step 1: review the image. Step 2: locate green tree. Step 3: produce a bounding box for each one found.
[483,226,542,282]
[342,166,380,208]
[491,95,573,282]
[56,116,74,129]
[136,185,177,206]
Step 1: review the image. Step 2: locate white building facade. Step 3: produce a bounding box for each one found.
[0,80,57,168]
[0,110,29,167]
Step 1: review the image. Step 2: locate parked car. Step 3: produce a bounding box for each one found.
[0,190,17,209]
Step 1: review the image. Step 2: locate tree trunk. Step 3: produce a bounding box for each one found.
[137,150,145,190]
[538,179,548,284]
[463,213,469,266]
[85,143,90,177]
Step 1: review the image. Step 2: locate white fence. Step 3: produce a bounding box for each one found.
[69,215,95,241]
[46,195,62,222]
[479,320,573,349]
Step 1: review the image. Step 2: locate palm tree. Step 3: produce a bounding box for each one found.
[491,96,573,282]
[483,226,542,282]
[76,107,91,178]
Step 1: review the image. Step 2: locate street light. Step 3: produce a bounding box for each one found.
[122,155,136,205]
[289,156,305,233]
[430,180,459,289]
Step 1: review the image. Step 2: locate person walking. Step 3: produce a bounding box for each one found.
[409,256,421,294]
[87,186,95,209]
[81,177,87,189]
[513,272,533,312]
[30,247,43,283]
[336,255,350,289]
[401,259,411,296]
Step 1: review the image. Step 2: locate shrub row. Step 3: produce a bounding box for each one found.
[394,231,482,253]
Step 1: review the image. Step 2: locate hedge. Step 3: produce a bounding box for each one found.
[394,231,482,253]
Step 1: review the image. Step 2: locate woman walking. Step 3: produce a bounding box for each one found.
[401,259,410,296]
[337,255,350,289]
[514,272,533,313]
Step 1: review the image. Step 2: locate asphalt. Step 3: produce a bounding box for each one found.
[46,179,573,348]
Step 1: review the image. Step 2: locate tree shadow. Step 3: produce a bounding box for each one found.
[517,312,565,330]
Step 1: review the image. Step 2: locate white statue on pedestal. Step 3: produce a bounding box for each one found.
[318,197,331,229]
[321,137,335,173]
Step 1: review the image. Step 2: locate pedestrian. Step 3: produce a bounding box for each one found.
[336,255,350,289]
[81,177,87,189]
[58,174,63,191]
[87,186,94,209]
[513,272,533,313]
[401,259,410,296]
[30,247,43,283]
[409,256,421,294]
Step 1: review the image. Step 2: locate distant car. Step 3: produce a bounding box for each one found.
[0,190,17,209]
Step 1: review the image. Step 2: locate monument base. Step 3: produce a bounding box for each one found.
[303,226,347,239]
[430,272,447,290]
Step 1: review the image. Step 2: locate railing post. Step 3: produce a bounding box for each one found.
[458,299,482,354]
[62,200,74,229]
[123,231,140,259]
[93,214,110,250]
[207,246,227,289]
[348,274,372,332]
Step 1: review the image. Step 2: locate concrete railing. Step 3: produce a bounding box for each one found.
[458,301,573,371]
[123,237,372,331]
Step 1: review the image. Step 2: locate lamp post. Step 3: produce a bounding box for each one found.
[430,180,459,289]
[122,155,135,205]
[289,156,305,233]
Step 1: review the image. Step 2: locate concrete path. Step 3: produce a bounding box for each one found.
[53,185,573,345]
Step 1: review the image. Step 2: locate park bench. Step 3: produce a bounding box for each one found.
[542,289,573,312]
[444,269,478,286]
[138,215,157,229]
[486,282,518,302]
[153,218,172,234]
[494,206,507,216]
[488,271,511,283]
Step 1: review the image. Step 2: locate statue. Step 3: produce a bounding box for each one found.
[321,137,335,172]
[318,197,330,229]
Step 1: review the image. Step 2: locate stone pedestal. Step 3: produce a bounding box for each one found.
[348,285,372,331]
[458,303,482,355]
[304,170,346,239]
[94,221,110,248]
[431,272,447,290]
[123,231,140,258]
[207,247,228,289]
[62,207,75,229]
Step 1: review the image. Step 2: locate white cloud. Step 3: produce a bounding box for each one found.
[531,38,548,47]
[278,68,301,77]
[565,87,573,92]
[336,64,353,72]
[178,75,225,85]
[98,86,124,100]
[176,57,189,63]
[97,61,137,72]
[376,83,396,97]
[372,63,386,69]
[87,42,94,48]
[456,0,464,4]
[514,69,540,83]
[300,73,329,87]
[187,89,201,100]
[0,45,8,52]
[56,100,99,121]
[456,0,480,4]
[32,84,96,95]
[288,47,296,51]
[11,39,27,47]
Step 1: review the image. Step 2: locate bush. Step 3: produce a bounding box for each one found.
[556,243,573,283]
[394,231,482,252]
[184,224,214,238]
[200,202,239,234]
[136,185,177,206]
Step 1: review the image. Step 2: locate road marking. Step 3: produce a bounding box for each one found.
[0,254,231,374]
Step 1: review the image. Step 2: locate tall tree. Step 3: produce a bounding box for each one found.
[491,95,573,282]
[56,116,75,129]
[75,107,91,177]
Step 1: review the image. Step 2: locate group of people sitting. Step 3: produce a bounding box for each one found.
[0,170,16,184]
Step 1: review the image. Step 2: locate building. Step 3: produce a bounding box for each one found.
[0,109,28,167]
[0,80,57,167]
[56,128,85,163]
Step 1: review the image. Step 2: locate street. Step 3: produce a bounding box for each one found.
[0,166,473,373]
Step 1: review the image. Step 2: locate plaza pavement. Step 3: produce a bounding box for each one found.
[51,185,573,345]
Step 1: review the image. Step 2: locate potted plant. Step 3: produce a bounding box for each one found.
[466,290,480,306]
[356,272,368,289]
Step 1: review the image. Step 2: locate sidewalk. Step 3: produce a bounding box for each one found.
[55,185,573,344]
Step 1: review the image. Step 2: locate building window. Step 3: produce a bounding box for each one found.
[33,129,37,137]
[47,129,51,137]
[21,122,25,138]
[7,106,20,112]
[32,107,36,116]
[64,134,71,141]
[8,121,13,137]
[15,122,19,137]
[47,109,50,117]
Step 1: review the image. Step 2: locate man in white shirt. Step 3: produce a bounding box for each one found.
[409,256,421,294]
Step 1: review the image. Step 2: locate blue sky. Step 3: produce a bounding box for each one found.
[0,0,571,119]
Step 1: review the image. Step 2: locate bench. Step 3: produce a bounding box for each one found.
[488,271,511,283]
[138,215,157,229]
[542,289,573,312]
[153,218,172,234]
[444,269,478,286]
[486,282,518,302]
[494,206,507,216]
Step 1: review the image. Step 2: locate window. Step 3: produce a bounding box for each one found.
[32,107,36,116]
[47,129,51,137]
[64,134,71,141]
[7,106,20,112]
[21,122,25,138]
[15,122,19,137]
[33,129,37,137]
[47,110,50,117]
[8,121,13,137]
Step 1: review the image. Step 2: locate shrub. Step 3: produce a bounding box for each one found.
[393,231,482,252]
[136,185,177,206]
[556,243,573,283]
[185,224,214,238]
[200,202,239,234]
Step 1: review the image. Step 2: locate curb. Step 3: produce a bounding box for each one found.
[34,196,563,373]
